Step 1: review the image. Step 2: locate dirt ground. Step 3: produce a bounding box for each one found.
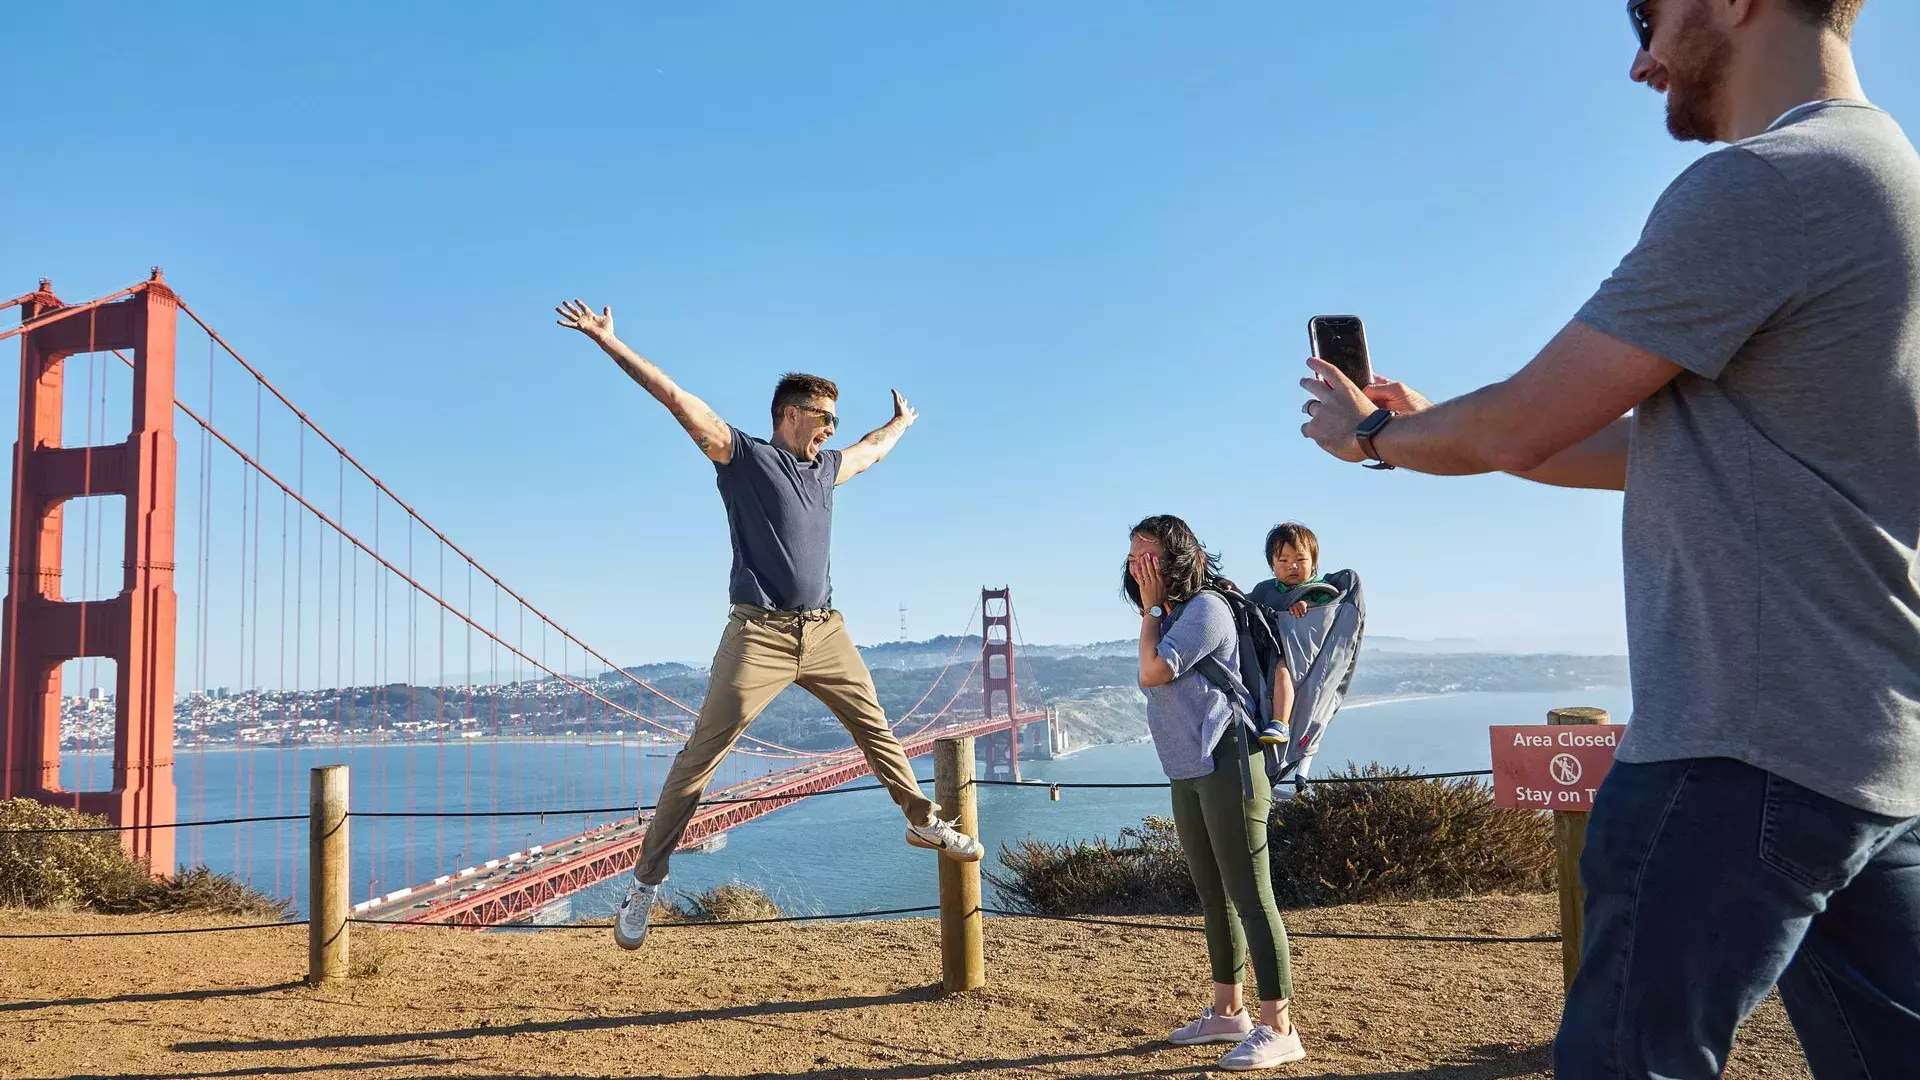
[1,893,1808,1080]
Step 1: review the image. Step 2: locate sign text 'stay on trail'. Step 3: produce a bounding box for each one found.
[1489,724,1623,811]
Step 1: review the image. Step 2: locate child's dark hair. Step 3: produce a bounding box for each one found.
[1264,522,1320,567]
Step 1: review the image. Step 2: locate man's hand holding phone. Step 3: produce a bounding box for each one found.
[1359,376,1432,416]
[1300,313,1438,466]
[1299,358,1379,462]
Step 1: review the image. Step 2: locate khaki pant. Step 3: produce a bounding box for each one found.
[632,605,938,885]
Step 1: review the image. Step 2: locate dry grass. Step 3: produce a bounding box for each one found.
[0,893,1811,1079]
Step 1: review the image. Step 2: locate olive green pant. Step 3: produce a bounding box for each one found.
[632,606,938,886]
[1169,733,1295,1001]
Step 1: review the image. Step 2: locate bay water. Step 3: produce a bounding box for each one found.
[56,688,1631,920]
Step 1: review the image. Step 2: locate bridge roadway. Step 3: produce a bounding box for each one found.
[358,712,1044,928]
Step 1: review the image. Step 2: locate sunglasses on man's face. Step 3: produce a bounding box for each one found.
[796,405,838,430]
[1629,0,1655,52]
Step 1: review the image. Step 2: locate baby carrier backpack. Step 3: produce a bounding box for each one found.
[1193,571,1367,795]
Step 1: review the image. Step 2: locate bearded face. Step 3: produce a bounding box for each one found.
[1661,0,1735,143]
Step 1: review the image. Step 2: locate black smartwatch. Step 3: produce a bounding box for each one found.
[1355,408,1396,471]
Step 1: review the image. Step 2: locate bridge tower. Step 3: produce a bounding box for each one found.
[979,586,1021,781]
[1,273,179,874]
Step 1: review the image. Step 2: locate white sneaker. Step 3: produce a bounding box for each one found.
[906,816,984,862]
[1168,1005,1254,1046]
[613,880,659,950]
[1218,1025,1307,1071]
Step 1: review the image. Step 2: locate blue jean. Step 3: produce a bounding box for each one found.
[1554,758,1920,1078]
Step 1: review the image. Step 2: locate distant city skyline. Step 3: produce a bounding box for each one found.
[8,3,1917,687]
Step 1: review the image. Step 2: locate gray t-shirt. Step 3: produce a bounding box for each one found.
[715,426,841,612]
[1576,101,1920,817]
[1144,591,1242,781]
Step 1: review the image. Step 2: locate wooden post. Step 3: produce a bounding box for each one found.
[1550,707,1610,991]
[935,736,984,993]
[308,765,349,985]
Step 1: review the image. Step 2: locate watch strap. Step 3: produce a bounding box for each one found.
[1356,408,1396,470]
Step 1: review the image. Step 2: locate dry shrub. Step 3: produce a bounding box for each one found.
[655,882,784,924]
[98,866,291,917]
[0,798,290,917]
[1269,764,1553,907]
[990,764,1553,916]
[989,817,1197,916]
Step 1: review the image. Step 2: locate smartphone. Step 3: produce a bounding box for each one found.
[1308,315,1373,389]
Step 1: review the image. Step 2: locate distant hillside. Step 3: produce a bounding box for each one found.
[612,637,1629,754]
[859,636,1132,670]
[1368,636,1493,654]
[862,634,1555,666]
[619,662,700,680]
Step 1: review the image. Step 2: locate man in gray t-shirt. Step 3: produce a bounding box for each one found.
[1301,1,1916,1074]
[555,301,984,954]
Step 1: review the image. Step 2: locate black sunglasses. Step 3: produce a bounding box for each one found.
[795,404,838,429]
[1628,0,1654,51]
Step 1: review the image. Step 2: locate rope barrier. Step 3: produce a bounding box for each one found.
[979,908,1559,944]
[0,813,308,836]
[0,778,941,834]
[1308,770,1495,784]
[974,780,1173,790]
[355,904,942,930]
[1,908,1555,943]
[347,777,935,820]
[972,769,1494,792]
[0,919,308,940]
[0,769,1494,834]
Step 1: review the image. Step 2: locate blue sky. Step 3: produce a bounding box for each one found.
[6,2,1917,670]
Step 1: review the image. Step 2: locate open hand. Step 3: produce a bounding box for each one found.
[1300,357,1378,463]
[554,299,614,341]
[1131,553,1167,612]
[892,389,919,428]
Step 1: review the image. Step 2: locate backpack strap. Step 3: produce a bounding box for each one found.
[1193,654,1253,722]
[1193,654,1274,800]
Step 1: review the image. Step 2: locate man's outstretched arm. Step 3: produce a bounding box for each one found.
[836,390,918,485]
[1511,419,1634,491]
[556,299,733,463]
[1300,320,1678,490]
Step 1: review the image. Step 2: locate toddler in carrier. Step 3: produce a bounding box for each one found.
[1247,523,1339,745]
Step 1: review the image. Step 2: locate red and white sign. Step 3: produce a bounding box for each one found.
[1489,725,1624,811]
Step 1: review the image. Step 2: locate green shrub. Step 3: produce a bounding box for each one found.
[989,764,1553,916]
[0,798,290,917]
[653,881,784,924]
[0,799,150,909]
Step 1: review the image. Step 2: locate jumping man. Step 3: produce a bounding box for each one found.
[555,299,984,951]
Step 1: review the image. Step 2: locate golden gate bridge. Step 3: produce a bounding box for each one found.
[0,273,1059,927]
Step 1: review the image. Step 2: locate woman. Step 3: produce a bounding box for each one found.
[1126,514,1305,1071]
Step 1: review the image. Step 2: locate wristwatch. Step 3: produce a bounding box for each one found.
[1147,605,1166,619]
[1355,408,1396,471]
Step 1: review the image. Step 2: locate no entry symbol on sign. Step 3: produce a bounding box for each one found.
[1489,725,1622,811]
